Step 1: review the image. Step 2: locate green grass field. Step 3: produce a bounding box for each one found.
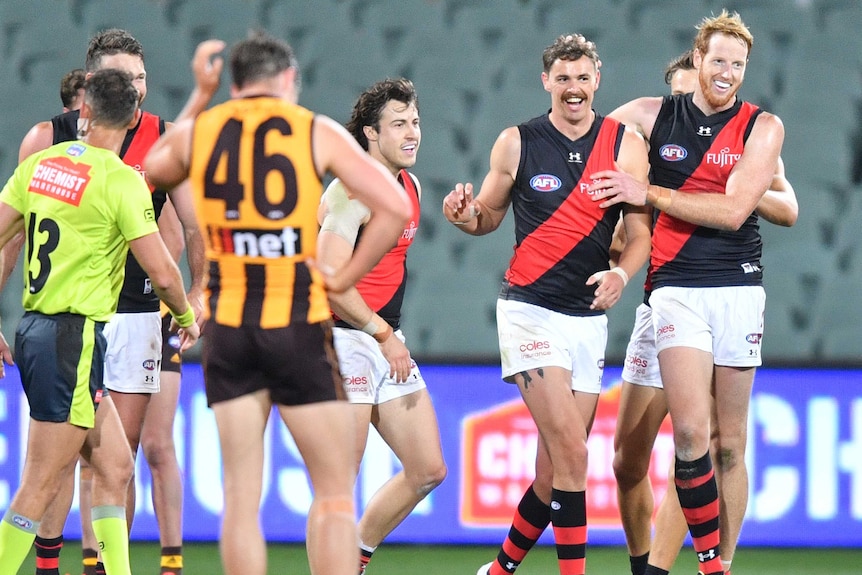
[16,541,862,574]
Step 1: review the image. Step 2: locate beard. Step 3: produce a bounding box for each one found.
[698,72,739,110]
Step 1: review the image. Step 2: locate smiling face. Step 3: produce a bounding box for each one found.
[694,32,748,112]
[97,52,148,104]
[542,56,600,134]
[364,99,420,173]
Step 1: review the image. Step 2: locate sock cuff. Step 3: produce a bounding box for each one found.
[91,505,126,521]
[2,509,40,534]
[35,534,64,547]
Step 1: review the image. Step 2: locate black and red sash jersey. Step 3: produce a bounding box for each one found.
[502,112,625,316]
[334,170,420,331]
[52,109,166,312]
[647,93,764,290]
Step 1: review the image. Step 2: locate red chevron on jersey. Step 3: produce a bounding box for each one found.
[353,169,420,317]
[121,111,162,192]
[506,118,621,286]
[652,102,759,271]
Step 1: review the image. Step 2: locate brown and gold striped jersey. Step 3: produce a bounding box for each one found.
[189,96,329,328]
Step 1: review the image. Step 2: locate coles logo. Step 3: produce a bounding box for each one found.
[345,375,368,387]
[659,144,687,162]
[657,324,675,336]
[519,340,549,352]
[746,333,763,344]
[529,174,562,192]
[142,359,157,371]
[626,354,649,369]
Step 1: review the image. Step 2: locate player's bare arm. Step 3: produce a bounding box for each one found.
[173,39,225,123]
[607,96,663,141]
[128,232,200,349]
[442,126,518,234]
[318,190,412,382]
[754,156,798,227]
[588,127,652,310]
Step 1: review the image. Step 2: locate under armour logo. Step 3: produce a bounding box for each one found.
[697,126,712,136]
[505,561,519,570]
[697,548,717,561]
[568,151,582,163]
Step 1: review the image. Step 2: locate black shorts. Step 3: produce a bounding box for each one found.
[202,320,344,406]
[160,311,182,373]
[15,312,107,428]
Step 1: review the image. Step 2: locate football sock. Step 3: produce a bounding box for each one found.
[34,534,64,575]
[675,452,722,575]
[490,484,551,574]
[629,551,649,575]
[91,506,131,575]
[549,488,587,575]
[160,545,183,575]
[643,566,669,575]
[0,510,39,575]
[82,547,99,575]
[358,543,376,574]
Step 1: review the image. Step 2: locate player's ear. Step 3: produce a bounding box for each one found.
[363,124,378,143]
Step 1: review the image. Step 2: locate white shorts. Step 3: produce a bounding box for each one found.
[104,311,162,393]
[650,285,765,367]
[333,327,426,405]
[496,299,606,394]
[621,303,662,388]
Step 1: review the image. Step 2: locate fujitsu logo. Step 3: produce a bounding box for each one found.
[706,146,741,168]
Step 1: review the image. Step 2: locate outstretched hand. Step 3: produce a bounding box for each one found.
[443,182,480,225]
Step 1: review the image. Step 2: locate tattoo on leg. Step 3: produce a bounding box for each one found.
[519,371,533,389]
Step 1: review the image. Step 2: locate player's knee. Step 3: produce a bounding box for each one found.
[714,445,743,472]
[612,451,649,489]
[141,435,175,467]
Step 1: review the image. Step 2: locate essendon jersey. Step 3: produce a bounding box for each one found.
[502,112,625,315]
[334,170,420,331]
[52,109,167,312]
[648,94,764,289]
[189,96,329,328]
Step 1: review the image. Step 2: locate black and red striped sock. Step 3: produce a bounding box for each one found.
[549,488,587,575]
[675,452,722,575]
[489,484,550,574]
[34,535,63,575]
[358,545,374,574]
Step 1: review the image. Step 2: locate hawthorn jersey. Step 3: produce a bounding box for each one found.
[52,109,167,312]
[189,96,329,329]
[332,170,420,331]
[648,93,764,289]
[502,112,626,316]
[0,141,159,320]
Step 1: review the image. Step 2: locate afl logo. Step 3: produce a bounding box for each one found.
[530,174,562,192]
[142,359,157,371]
[659,144,687,161]
[746,333,762,344]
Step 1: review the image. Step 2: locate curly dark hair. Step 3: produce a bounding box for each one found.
[82,69,139,129]
[542,34,600,73]
[346,78,418,151]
